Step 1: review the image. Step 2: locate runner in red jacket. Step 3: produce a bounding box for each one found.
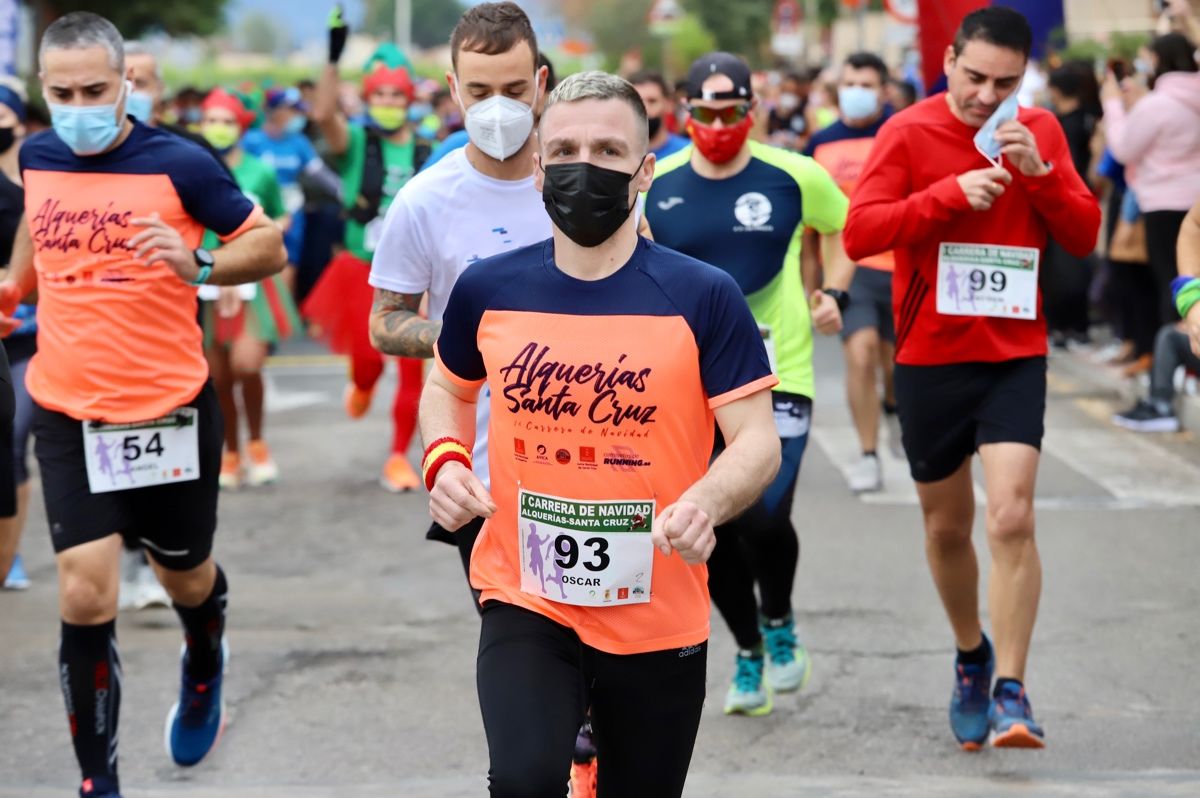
[844,7,1099,751]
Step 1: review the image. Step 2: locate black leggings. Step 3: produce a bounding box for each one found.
[1145,209,1188,328]
[0,343,14,519]
[707,431,806,650]
[477,602,706,798]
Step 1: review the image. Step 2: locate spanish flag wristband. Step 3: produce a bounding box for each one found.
[422,437,472,492]
[1172,276,1200,319]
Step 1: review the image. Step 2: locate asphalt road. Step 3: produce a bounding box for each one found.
[2,339,1198,797]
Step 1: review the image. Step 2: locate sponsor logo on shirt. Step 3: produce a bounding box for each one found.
[514,438,528,462]
[733,191,774,232]
[657,196,685,211]
[603,445,652,471]
[555,448,571,465]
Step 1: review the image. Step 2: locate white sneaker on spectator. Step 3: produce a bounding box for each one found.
[883,404,905,459]
[135,562,171,610]
[118,548,141,611]
[847,454,883,494]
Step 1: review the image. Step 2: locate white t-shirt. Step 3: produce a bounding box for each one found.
[369,146,552,487]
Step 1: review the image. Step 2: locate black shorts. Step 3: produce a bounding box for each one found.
[840,266,895,343]
[477,602,706,798]
[894,357,1046,483]
[33,382,223,570]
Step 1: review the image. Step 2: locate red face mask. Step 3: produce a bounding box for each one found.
[687,115,753,164]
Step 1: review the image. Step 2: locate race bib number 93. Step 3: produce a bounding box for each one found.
[518,488,654,607]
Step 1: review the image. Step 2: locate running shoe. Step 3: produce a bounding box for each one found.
[1112,400,1181,433]
[134,562,171,610]
[4,554,30,590]
[165,637,228,767]
[118,549,142,611]
[990,681,1045,748]
[244,440,280,486]
[847,453,883,493]
[381,453,420,493]
[218,452,242,491]
[1121,353,1153,378]
[761,615,812,692]
[344,384,374,419]
[723,649,772,716]
[79,776,121,797]
[949,636,993,751]
[568,758,597,798]
[883,402,905,459]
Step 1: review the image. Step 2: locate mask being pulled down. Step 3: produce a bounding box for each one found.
[542,156,647,248]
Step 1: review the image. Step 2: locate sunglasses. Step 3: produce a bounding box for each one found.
[687,103,752,125]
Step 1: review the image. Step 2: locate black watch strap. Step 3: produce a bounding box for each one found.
[822,288,850,313]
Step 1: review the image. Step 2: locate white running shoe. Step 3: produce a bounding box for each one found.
[135,561,171,610]
[847,454,883,494]
[118,548,141,611]
[883,407,905,459]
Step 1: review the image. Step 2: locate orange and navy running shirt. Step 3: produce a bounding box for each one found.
[435,237,778,655]
[803,113,894,272]
[20,120,263,422]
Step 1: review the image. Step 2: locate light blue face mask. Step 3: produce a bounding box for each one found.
[838,86,880,121]
[973,90,1020,167]
[126,90,155,123]
[48,81,127,156]
[285,115,307,135]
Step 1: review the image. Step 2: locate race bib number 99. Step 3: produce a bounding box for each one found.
[83,409,201,494]
[518,489,654,607]
[936,242,1039,320]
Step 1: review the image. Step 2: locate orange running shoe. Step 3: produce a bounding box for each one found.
[381,453,420,493]
[218,452,241,491]
[568,758,597,798]
[344,384,374,419]
[245,439,279,486]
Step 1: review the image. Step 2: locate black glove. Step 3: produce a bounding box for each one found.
[328,4,349,65]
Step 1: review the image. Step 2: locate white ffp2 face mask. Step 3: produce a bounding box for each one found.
[460,83,536,162]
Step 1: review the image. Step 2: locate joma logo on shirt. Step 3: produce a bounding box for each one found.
[499,342,658,428]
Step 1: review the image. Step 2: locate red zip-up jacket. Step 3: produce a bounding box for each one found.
[843,93,1100,366]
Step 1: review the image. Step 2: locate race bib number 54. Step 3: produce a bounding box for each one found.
[518,489,654,607]
[936,242,1039,320]
[83,409,200,494]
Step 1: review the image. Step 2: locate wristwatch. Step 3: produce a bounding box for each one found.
[821,288,850,313]
[190,248,215,286]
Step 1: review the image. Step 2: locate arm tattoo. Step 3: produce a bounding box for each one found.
[370,289,442,358]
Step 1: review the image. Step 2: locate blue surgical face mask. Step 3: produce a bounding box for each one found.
[126,90,155,123]
[973,90,1021,167]
[838,85,880,121]
[47,80,128,156]
[285,115,306,135]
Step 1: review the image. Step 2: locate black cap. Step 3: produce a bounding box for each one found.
[685,52,753,101]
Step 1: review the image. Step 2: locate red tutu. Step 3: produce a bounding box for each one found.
[301,250,375,357]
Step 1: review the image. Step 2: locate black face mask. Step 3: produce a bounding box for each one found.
[647,115,662,140]
[542,157,645,248]
[0,127,14,155]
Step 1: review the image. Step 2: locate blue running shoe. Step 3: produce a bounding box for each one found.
[990,681,1045,749]
[4,554,29,590]
[761,615,812,693]
[949,635,993,751]
[79,776,121,797]
[165,638,227,766]
[723,649,772,716]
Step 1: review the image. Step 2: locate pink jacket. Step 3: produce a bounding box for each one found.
[1104,71,1200,212]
